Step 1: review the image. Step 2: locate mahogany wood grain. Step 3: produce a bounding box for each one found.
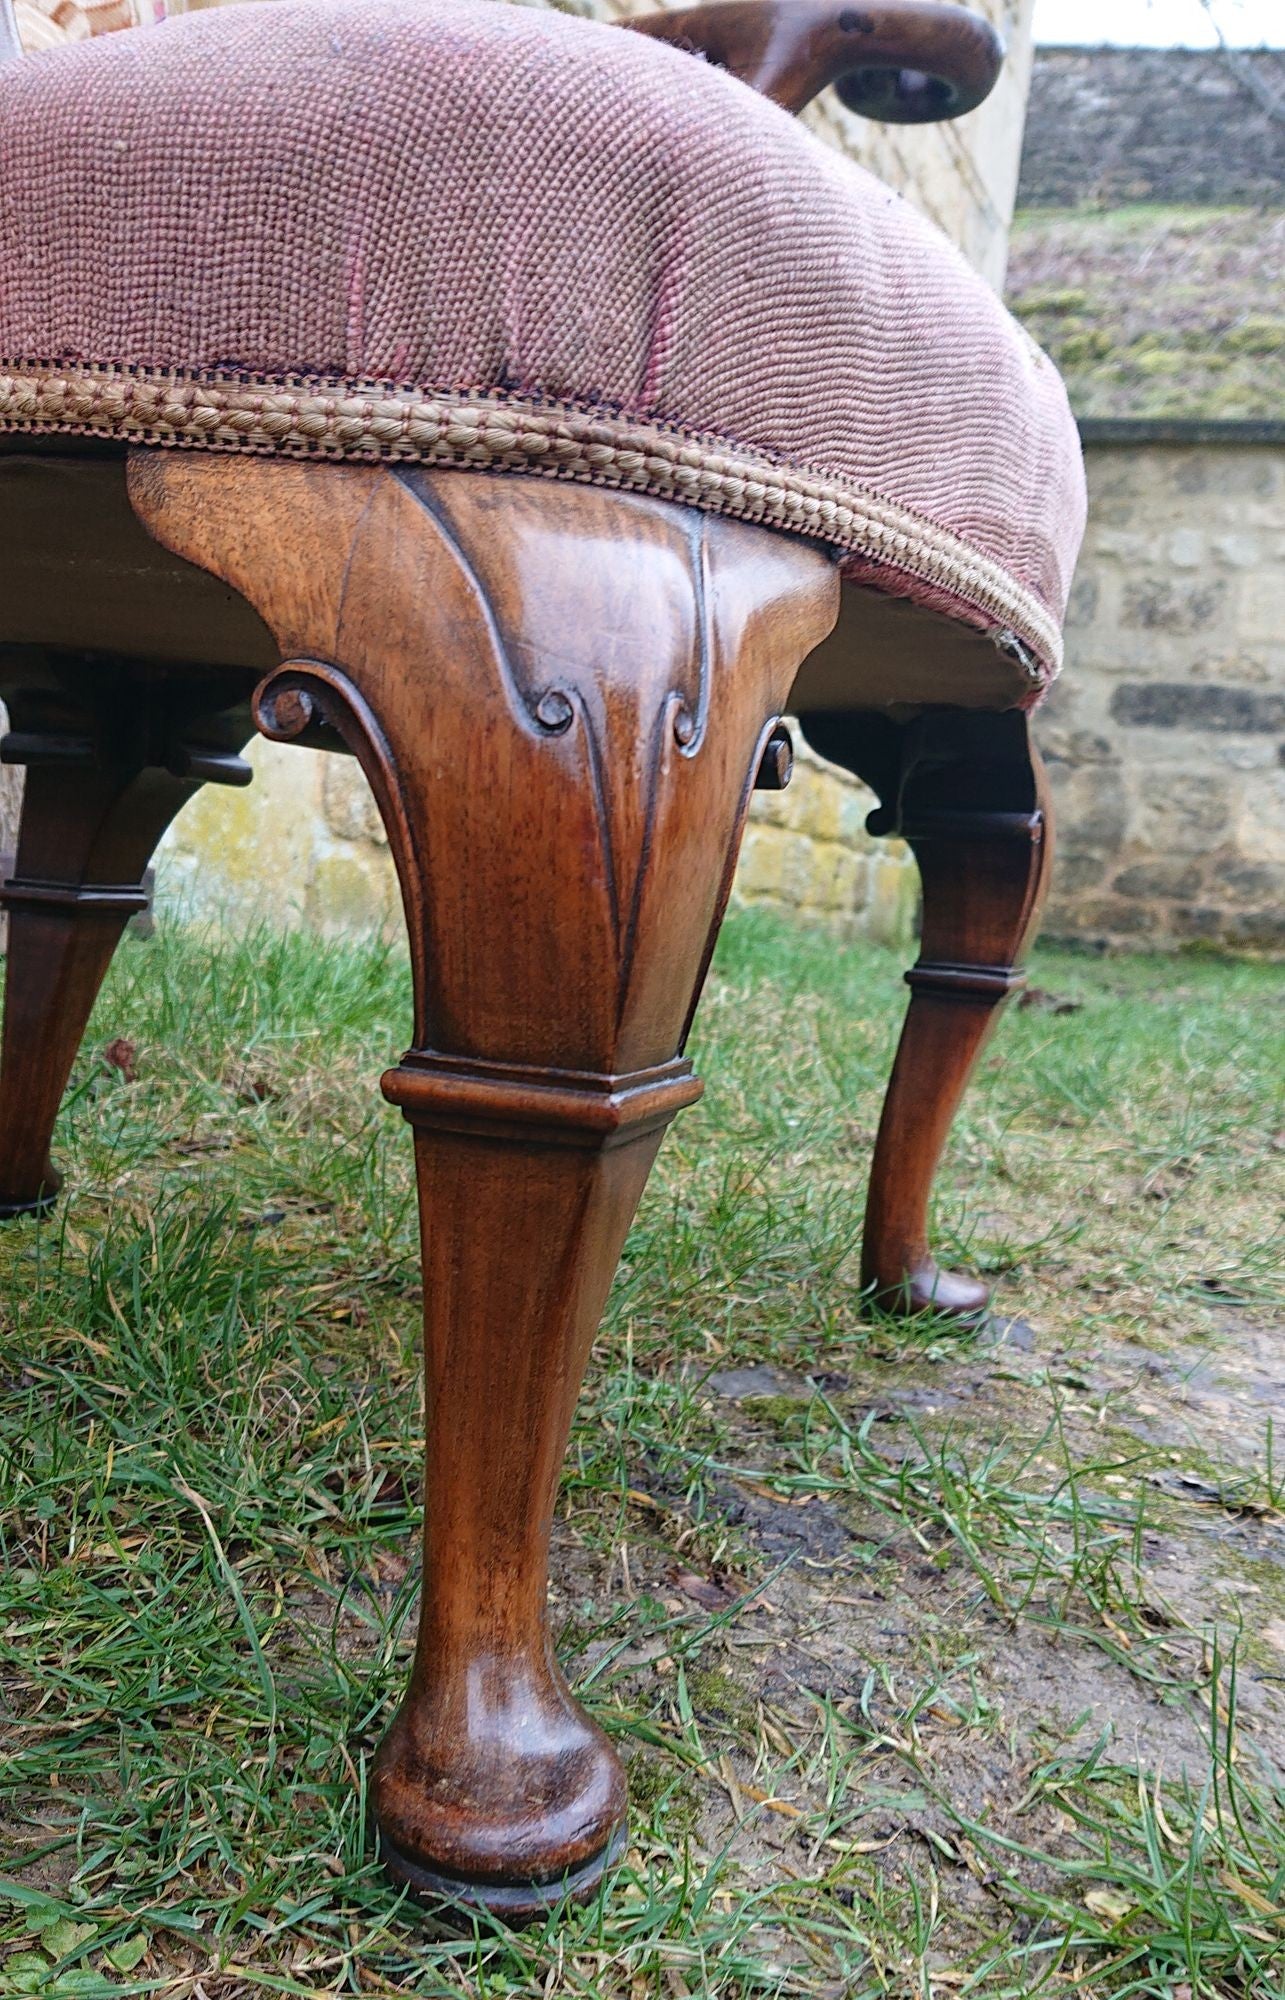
[128,452,839,1915]
[799,706,1052,1320]
[0,657,252,1215]
[627,0,1004,122]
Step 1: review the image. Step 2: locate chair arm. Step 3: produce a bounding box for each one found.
[625,0,1004,122]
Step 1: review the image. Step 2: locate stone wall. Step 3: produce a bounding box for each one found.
[163,728,920,949]
[1038,429,1285,954]
[1018,46,1285,210]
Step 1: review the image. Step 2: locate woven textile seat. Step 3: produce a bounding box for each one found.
[0,0,1082,679]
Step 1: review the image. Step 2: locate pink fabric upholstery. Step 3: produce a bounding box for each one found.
[0,0,1085,677]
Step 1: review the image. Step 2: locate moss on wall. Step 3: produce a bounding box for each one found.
[1008,207,1285,421]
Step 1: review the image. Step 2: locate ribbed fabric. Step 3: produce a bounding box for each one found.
[0,0,1085,675]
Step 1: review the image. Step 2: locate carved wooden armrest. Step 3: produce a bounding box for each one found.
[626,0,1004,122]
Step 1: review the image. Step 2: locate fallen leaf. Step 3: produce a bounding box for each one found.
[38,1918,98,1960]
[1017,986,1081,1015]
[101,1037,138,1082]
[229,1070,276,1105]
[1148,1471,1278,1521]
[1084,1886,1133,1922]
[371,1470,407,1510]
[1195,1275,1248,1304]
[734,1476,816,1507]
[104,1935,148,1974]
[174,1131,234,1156]
[2,1952,53,1984]
[673,1570,736,1610]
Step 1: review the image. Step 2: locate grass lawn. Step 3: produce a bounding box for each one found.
[0,910,1282,1999]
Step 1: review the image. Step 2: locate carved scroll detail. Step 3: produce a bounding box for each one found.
[129,454,840,1083]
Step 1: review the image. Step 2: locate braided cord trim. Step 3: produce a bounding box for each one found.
[0,363,1062,674]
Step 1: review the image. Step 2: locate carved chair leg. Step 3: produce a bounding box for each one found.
[128,452,838,1916]
[800,709,1052,1319]
[0,682,251,1215]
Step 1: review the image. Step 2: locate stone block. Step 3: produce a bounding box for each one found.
[158,737,323,928]
[1052,851,1112,893]
[1112,859,1204,900]
[746,786,791,830]
[1047,762,1132,853]
[1220,739,1279,771]
[778,831,825,908]
[322,757,387,846]
[862,851,919,951]
[1211,532,1261,570]
[1064,571,1100,628]
[1136,780,1232,856]
[837,786,873,844]
[1238,768,1285,862]
[1069,897,1160,939]
[733,825,785,900]
[1120,576,1229,636]
[1219,907,1285,947]
[1188,646,1276,688]
[828,847,864,916]
[1111,682,1285,732]
[1169,903,1232,942]
[306,849,400,937]
[1212,857,1283,903]
[1173,454,1209,496]
[1167,528,1206,570]
[1041,726,1117,765]
[789,773,843,845]
[1241,569,1285,644]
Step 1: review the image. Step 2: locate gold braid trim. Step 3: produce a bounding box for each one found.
[0,363,1061,674]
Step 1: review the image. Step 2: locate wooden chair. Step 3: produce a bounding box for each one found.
[0,0,1084,1917]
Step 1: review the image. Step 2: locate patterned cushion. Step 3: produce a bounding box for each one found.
[0,0,1085,681]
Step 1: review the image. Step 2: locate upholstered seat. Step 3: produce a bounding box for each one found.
[0,0,1082,681]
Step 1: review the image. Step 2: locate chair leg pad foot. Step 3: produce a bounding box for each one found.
[0,1183,62,1221]
[870,1260,992,1323]
[375,1822,627,1925]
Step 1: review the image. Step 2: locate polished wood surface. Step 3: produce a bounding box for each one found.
[128,452,839,1914]
[0,445,277,672]
[628,0,1004,122]
[0,653,252,1214]
[800,706,1052,1320]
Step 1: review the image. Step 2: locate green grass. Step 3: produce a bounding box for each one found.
[0,911,1282,1997]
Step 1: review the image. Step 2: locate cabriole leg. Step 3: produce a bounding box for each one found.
[801,708,1053,1320]
[0,676,251,1215]
[128,452,838,1916]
